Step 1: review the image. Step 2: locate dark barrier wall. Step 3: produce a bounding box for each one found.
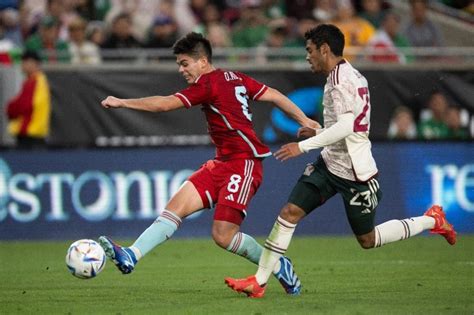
[0,142,472,240]
[46,69,473,146]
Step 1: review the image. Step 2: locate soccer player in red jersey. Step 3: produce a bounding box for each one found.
[98,32,316,294]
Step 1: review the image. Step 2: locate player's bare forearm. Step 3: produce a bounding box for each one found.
[274,142,303,161]
[101,95,184,112]
[282,103,319,129]
[260,87,319,129]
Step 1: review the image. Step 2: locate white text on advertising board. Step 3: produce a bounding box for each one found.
[0,158,194,222]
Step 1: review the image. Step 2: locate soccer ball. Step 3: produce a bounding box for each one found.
[66,239,106,279]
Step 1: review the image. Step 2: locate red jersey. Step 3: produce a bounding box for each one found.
[174,69,271,161]
[7,72,51,138]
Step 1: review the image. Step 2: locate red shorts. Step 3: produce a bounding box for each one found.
[188,158,263,223]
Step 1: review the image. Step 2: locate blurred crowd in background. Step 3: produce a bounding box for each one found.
[0,0,472,65]
[387,91,471,141]
[0,0,472,148]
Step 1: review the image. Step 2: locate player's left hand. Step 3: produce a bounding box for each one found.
[274,142,303,161]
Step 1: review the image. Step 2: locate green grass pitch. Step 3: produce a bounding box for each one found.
[1,236,473,315]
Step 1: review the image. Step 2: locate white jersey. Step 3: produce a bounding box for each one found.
[320,60,378,182]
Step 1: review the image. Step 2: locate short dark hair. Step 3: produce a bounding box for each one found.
[113,13,132,25]
[172,32,212,63]
[304,24,345,57]
[429,90,445,99]
[21,50,41,62]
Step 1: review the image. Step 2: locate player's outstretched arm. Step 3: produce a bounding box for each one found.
[275,112,354,162]
[298,112,354,153]
[258,87,320,129]
[101,95,184,112]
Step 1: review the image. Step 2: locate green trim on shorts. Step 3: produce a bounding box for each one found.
[288,156,382,235]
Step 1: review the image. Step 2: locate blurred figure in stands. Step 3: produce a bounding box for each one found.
[263,21,287,49]
[331,0,375,59]
[5,51,51,149]
[206,23,231,48]
[68,16,101,64]
[24,15,70,63]
[0,19,19,65]
[367,11,411,63]
[39,0,80,41]
[256,21,288,63]
[1,8,23,47]
[53,0,77,37]
[445,106,470,140]
[387,106,417,140]
[146,15,178,48]
[73,0,111,21]
[359,0,388,28]
[312,0,336,23]
[403,0,444,48]
[105,0,161,42]
[86,21,106,47]
[101,13,141,49]
[232,0,268,48]
[193,3,232,50]
[286,0,314,20]
[418,91,450,139]
[261,0,286,19]
[285,16,319,49]
[189,0,210,25]
[193,3,221,34]
[17,1,38,41]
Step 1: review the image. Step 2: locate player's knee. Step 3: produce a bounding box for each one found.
[211,228,232,248]
[359,240,374,249]
[279,203,305,224]
[356,235,375,249]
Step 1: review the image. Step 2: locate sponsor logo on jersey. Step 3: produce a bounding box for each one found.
[304,164,315,176]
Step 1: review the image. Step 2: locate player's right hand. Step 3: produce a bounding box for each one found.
[297,126,317,138]
[274,142,303,161]
[305,118,321,129]
[101,96,124,109]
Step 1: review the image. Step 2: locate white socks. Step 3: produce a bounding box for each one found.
[249,214,434,286]
[255,216,297,285]
[374,215,435,248]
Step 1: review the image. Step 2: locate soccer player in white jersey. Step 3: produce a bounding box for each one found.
[224,24,457,298]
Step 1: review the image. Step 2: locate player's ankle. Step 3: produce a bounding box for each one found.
[128,246,142,261]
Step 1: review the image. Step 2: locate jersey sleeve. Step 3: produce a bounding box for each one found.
[238,72,268,101]
[330,80,356,117]
[174,77,211,108]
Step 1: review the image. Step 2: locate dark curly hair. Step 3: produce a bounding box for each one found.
[304,24,345,57]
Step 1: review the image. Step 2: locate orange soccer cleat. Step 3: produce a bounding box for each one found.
[424,205,457,245]
[224,276,266,298]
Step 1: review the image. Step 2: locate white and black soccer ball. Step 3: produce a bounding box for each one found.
[66,239,106,279]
